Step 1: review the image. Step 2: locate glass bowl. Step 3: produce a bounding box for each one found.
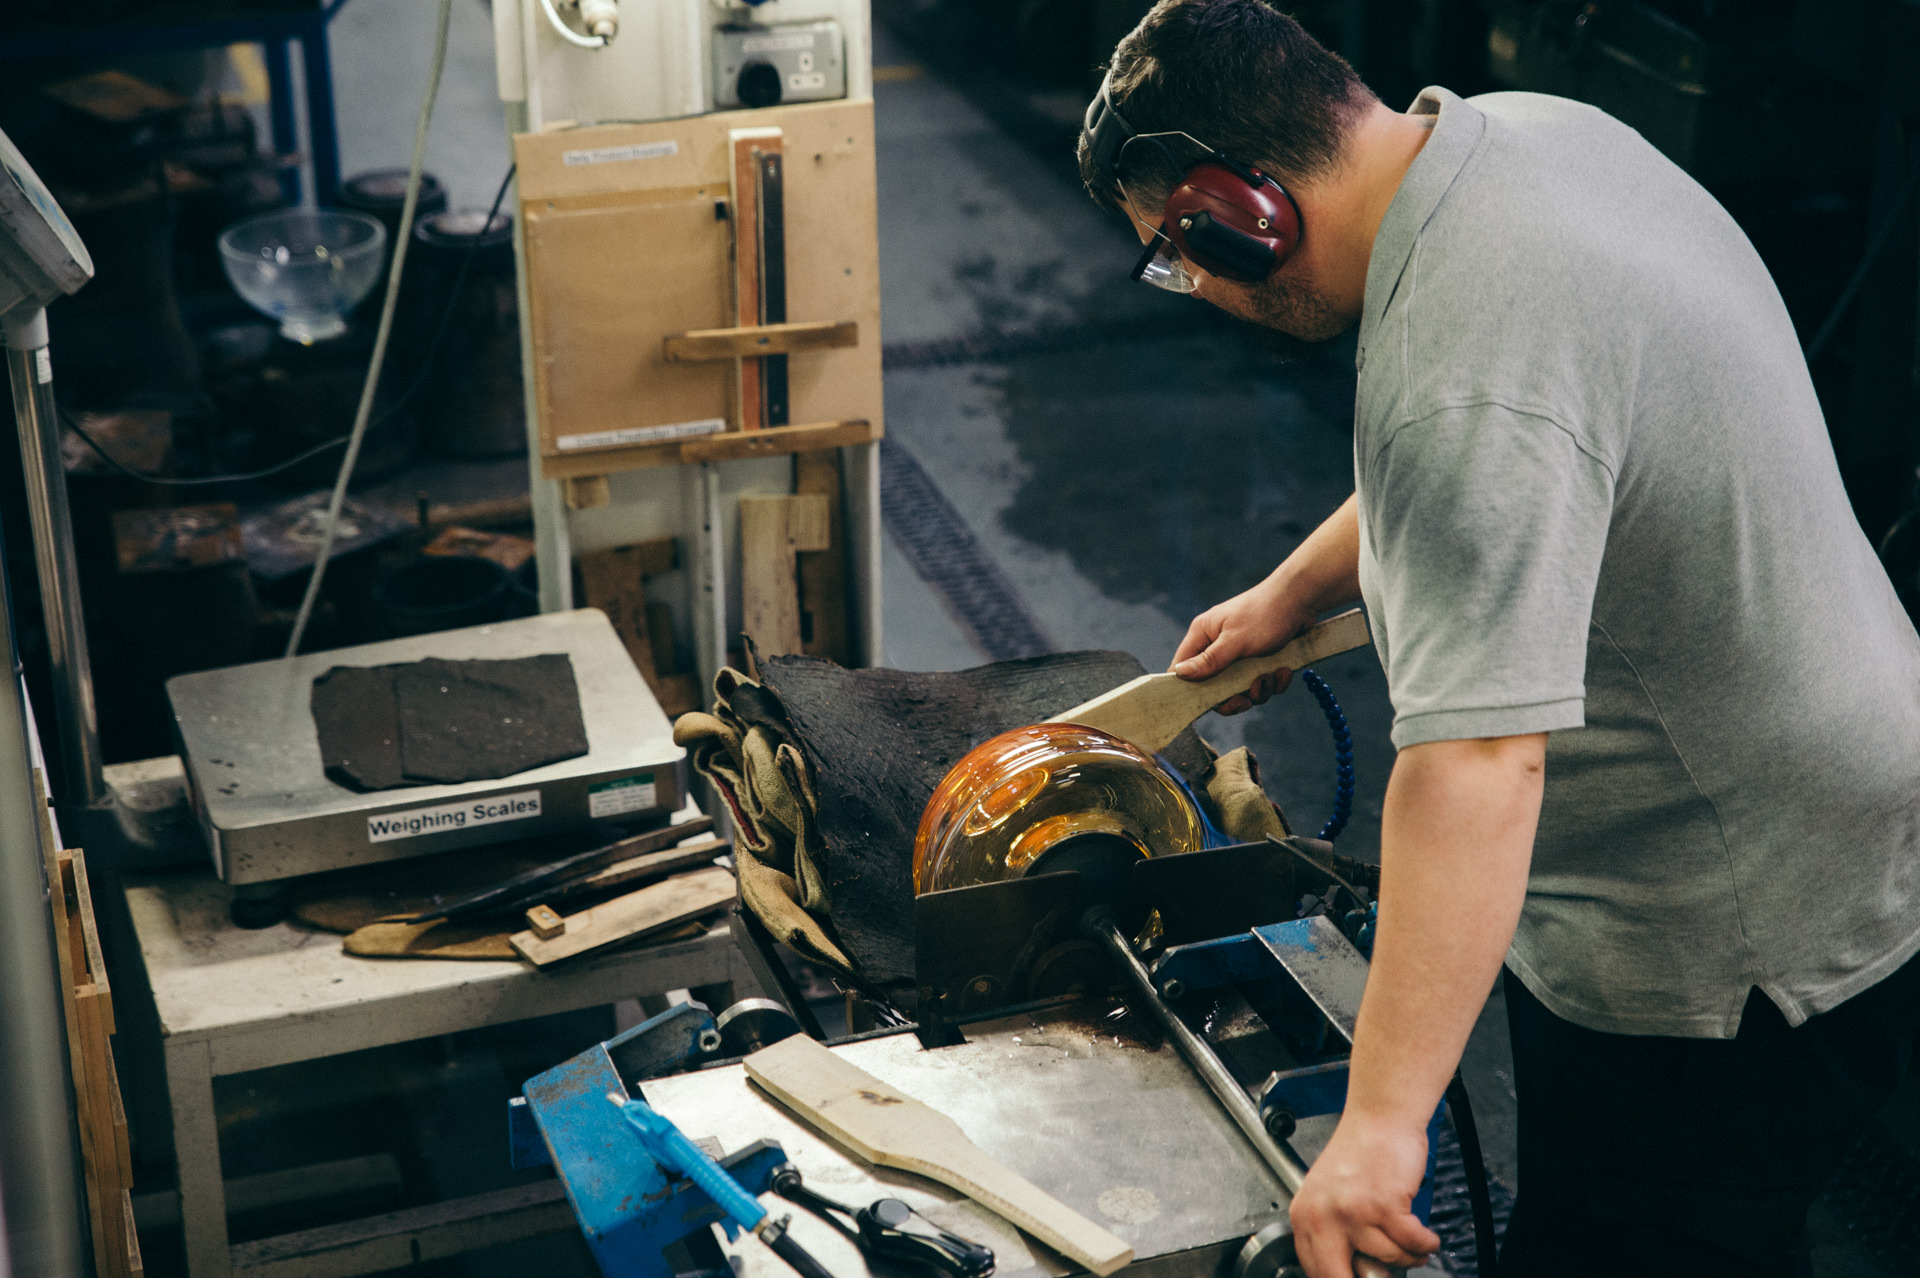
[218,209,386,344]
[912,722,1206,896]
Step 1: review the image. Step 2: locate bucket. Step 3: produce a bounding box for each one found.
[373,555,510,636]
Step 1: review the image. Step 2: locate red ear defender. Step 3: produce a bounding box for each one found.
[1162,163,1301,283]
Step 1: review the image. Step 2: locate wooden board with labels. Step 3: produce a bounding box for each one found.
[514,99,883,480]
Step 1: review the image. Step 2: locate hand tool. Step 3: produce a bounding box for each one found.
[770,1162,995,1278]
[1046,610,1371,754]
[743,1033,1135,1275]
[609,1091,840,1278]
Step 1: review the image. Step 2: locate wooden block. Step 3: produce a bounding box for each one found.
[564,475,611,510]
[1047,609,1373,754]
[740,495,831,658]
[744,1035,1134,1275]
[578,545,662,688]
[510,866,736,966]
[655,673,702,719]
[526,905,566,939]
[664,321,859,363]
[794,449,851,664]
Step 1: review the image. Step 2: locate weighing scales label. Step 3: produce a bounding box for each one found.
[366,790,542,843]
[588,775,657,818]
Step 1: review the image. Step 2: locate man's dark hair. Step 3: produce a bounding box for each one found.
[1080,0,1374,212]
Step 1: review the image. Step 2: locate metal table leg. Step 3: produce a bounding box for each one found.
[165,1038,232,1278]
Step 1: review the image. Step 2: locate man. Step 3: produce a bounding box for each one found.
[1078,3,1920,1275]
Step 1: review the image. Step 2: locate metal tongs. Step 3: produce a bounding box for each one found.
[770,1164,995,1278]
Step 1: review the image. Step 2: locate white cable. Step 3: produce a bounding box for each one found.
[284,0,455,658]
[540,0,608,48]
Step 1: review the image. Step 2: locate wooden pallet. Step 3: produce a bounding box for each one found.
[37,770,141,1277]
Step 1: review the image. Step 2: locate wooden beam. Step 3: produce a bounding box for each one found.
[740,495,831,657]
[664,321,860,363]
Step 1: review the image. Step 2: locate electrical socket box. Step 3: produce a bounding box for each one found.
[713,21,846,110]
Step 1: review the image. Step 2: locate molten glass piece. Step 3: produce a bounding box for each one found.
[913,722,1206,895]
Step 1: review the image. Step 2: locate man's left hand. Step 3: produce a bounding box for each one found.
[1289,1111,1440,1277]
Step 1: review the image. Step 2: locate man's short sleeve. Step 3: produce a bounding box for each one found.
[1362,403,1617,749]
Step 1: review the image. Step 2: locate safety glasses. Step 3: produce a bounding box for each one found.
[1112,130,1220,293]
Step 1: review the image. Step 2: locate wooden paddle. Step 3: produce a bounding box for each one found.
[1047,609,1372,754]
[744,1034,1135,1275]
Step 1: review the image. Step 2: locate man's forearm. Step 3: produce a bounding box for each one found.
[1271,493,1363,616]
[1344,735,1545,1128]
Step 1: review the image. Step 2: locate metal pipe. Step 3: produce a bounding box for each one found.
[0,512,86,1278]
[1089,917,1403,1278]
[3,307,104,806]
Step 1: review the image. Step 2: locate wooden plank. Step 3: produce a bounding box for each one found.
[741,495,831,658]
[72,850,113,1032]
[541,417,879,477]
[794,449,852,664]
[1047,609,1373,754]
[578,546,663,690]
[123,1187,143,1278]
[229,1181,574,1278]
[664,320,859,363]
[565,836,730,899]
[729,127,781,430]
[509,867,736,966]
[744,1035,1134,1275]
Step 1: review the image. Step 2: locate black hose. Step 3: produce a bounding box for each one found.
[1444,1071,1499,1278]
[761,1215,841,1278]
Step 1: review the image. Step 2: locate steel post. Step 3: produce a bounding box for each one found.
[3,308,105,806]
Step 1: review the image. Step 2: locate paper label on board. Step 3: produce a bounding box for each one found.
[34,349,51,384]
[366,790,541,843]
[555,418,727,452]
[588,775,657,818]
[562,140,679,167]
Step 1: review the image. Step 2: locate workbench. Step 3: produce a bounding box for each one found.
[124,868,753,1278]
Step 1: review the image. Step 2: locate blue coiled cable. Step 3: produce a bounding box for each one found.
[1300,669,1353,842]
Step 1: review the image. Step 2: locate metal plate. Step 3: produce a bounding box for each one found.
[641,1005,1339,1278]
[166,609,683,883]
[1251,918,1370,1045]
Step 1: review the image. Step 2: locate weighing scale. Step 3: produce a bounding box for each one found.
[166,608,686,885]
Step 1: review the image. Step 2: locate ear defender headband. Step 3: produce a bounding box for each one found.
[1082,69,1304,287]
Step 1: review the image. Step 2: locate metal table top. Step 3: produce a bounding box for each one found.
[641,1004,1339,1278]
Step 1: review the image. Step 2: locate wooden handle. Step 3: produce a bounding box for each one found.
[1047,609,1372,755]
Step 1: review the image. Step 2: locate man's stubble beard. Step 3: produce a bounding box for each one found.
[1214,269,1354,364]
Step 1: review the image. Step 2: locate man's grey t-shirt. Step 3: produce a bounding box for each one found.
[1353,87,1920,1038]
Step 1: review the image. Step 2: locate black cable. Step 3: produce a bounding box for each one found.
[56,161,518,489]
[1444,1071,1500,1278]
[61,408,350,485]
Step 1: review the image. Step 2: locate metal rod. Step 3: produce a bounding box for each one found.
[0,518,86,1278]
[1092,917,1307,1194]
[4,313,104,805]
[1091,917,1404,1278]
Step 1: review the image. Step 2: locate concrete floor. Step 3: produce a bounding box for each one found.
[147,5,1900,1277]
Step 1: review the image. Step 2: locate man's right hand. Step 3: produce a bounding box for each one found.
[1170,575,1316,715]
